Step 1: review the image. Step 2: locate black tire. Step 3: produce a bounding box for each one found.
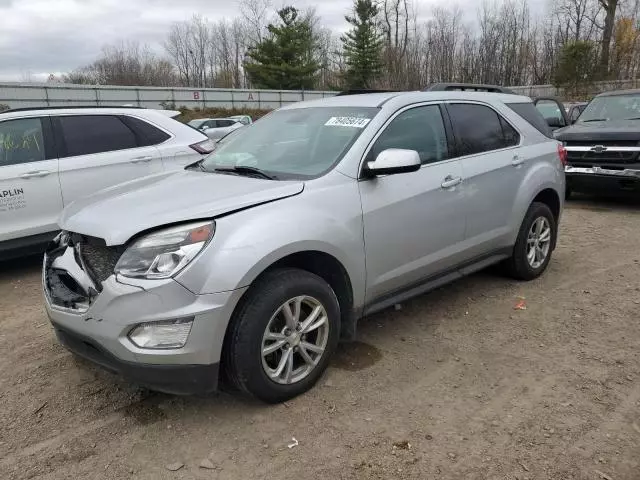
[505,202,557,281]
[223,268,340,403]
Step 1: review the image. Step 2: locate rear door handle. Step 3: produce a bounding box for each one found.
[130,156,152,163]
[20,170,50,179]
[441,176,462,189]
[511,155,524,167]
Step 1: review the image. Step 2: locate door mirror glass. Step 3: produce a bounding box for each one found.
[366,148,421,176]
[546,116,563,128]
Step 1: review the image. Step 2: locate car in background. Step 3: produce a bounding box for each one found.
[43,88,564,403]
[188,118,245,142]
[0,106,215,259]
[229,115,253,126]
[554,89,640,197]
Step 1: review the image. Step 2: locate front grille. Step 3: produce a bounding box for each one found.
[567,150,638,164]
[80,243,124,285]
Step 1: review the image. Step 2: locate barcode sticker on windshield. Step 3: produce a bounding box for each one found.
[325,117,371,128]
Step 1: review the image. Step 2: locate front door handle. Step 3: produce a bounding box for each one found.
[130,156,152,163]
[441,175,462,189]
[20,170,50,179]
[511,155,525,167]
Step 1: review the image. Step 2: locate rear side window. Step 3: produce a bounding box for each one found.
[218,120,235,127]
[0,118,47,166]
[506,102,553,138]
[59,115,137,157]
[121,116,171,146]
[447,103,520,156]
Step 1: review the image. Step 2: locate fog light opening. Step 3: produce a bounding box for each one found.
[128,318,193,350]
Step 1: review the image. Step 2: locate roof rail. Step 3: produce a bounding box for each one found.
[336,89,400,96]
[1,105,145,114]
[424,83,516,94]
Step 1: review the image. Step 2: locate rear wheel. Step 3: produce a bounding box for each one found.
[223,268,340,403]
[505,202,556,280]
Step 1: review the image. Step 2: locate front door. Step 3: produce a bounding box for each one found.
[0,116,63,242]
[54,114,162,206]
[359,104,466,303]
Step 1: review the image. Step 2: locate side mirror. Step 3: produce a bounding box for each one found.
[365,149,421,176]
[546,116,563,129]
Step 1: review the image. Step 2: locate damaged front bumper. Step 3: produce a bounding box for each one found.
[42,232,246,394]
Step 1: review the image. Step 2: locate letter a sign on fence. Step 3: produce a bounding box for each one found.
[248,92,254,101]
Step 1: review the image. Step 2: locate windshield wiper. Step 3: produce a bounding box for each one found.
[624,117,640,120]
[214,165,276,180]
[581,118,608,122]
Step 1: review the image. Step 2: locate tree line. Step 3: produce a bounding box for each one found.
[61,0,640,94]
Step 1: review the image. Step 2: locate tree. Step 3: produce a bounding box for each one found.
[599,0,619,77]
[341,0,384,89]
[64,42,177,86]
[244,6,320,89]
[554,40,598,96]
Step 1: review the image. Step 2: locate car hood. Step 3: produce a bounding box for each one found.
[60,170,304,245]
[555,120,640,142]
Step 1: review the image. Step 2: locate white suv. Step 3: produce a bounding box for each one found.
[0,107,215,259]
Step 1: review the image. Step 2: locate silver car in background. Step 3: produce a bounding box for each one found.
[43,90,565,403]
[188,117,245,141]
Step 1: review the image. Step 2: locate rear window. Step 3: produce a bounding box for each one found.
[506,102,553,138]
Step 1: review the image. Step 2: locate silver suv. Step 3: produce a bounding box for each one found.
[43,91,565,403]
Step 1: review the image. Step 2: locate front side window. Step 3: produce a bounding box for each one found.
[368,105,449,164]
[448,103,519,156]
[201,107,379,179]
[0,118,46,167]
[59,115,137,157]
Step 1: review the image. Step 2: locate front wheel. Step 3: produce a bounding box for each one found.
[223,268,340,403]
[505,202,557,281]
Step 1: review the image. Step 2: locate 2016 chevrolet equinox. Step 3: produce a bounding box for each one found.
[43,91,565,403]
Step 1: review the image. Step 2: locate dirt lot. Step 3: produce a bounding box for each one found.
[1,197,639,480]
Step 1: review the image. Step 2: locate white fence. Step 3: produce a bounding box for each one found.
[0,83,337,110]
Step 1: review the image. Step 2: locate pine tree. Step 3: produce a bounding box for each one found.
[341,0,384,89]
[244,7,320,90]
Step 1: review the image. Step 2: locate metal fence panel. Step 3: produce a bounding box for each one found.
[4,80,637,112]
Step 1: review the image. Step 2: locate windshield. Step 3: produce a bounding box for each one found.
[200,107,379,179]
[578,94,640,122]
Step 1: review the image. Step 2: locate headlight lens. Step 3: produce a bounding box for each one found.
[128,318,193,349]
[115,221,214,279]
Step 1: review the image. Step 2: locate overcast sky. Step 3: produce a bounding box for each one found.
[0,0,549,82]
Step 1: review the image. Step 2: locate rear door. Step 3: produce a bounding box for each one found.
[55,114,163,206]
[445,102,523,259]
[0,116,62,242]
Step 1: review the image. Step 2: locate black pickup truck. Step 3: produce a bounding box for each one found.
[547,89,640,198]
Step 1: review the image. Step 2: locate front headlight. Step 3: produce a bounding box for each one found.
[115,221,214,279]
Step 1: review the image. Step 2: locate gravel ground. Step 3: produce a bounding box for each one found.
[1,196,639,480]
